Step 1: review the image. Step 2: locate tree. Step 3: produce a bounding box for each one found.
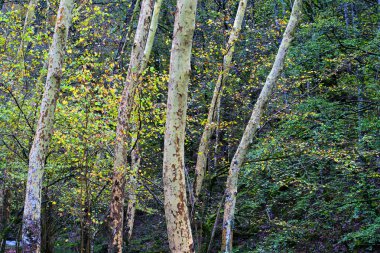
[108,0,153,251]
[18,0,45,57]
[124,146,140,241]
[125,0,163,241]
[194,0,248,201]
[1,0,379,251]
[162,0,198,251]
[21,0,74,251]
[0,177,10,253]
[221,0,303,251]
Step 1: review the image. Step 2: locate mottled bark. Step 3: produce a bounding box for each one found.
[221,0,303,252]
[108,0,153,252]
[21,0,74,251]
[194,0,248,200]
[162,0,197,252]
[125,146,140,241]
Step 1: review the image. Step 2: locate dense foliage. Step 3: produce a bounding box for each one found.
[0,0,379,252]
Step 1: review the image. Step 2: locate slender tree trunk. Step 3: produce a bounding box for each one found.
[280,0,286,17]
[221,0,303,251]
[274,1,280,30]
[194,0,248,200]
[141,0,163,71]
[378,0,380,31]
[21,0,74,251]
[80,204,91,253]
[41,191,54,253]
[0,185,10,253]
[80,140,91,253]
[80,109,92,253]
[206,193,225,253]
[123,0,163,241]
[16,223,22,253]
[18,0,45,57]
[125,146,140,241]
[0,177,3,228]
[162,0,197,251]
[114,0,142,65]
[214,94,221,170]
[343,3,350,33]
[18,0,38,57]
[357,68,364,163]
[108,0,153,252]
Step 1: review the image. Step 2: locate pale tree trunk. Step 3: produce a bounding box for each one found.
[140,0,163,71]
[108,0,153,252]
[21,0,74,251]
[221,0,303,251]
[162,0,197,252]
[194,0,248,200]
[123,0,163,241]
[125,146,140,241]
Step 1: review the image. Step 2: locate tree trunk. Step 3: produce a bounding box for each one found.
[125,146,140,241]
[194,0,248,200]
[80,167,92,253]
[18,0,38,57]
[221,0,303,251]
[162,0,197,252]
[141,0,163,71]
[206,193,225,253]
[108,0,153,252]
[41,191,54,253]
[356,68,364,163]
[18,0,45,57]
[80,111,92,253]
[114,0,142,64]
[123,0,163,242]
[21,0,74,251]
[0,186,10,253]
[0,186,3,253]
